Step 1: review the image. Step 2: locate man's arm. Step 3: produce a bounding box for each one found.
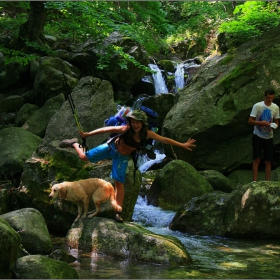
[248,116,271,127]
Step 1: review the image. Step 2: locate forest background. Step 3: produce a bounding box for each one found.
[1,1,280,70]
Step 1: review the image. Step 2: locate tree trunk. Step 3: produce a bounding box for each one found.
[18,1,47,52]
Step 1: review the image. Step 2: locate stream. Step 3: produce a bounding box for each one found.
[52,195,280,279]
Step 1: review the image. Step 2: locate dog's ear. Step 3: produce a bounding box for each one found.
[58,185,67,199]
[50,180,59,187]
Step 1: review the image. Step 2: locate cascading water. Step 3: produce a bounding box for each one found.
[148,64,168,94]
[174,63,185,93]
[138,152,166,173]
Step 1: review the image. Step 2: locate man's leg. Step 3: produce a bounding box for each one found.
[252,134,262,182]
[263,138,273,181]
[264,160,271,181]
[252,158,260,181]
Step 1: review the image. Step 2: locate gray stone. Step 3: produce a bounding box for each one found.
[33,56,80,106]
[0,218,21,279]
[1,208,53,254]
[13,255,79,279]
[0,127,41,176]
[0,95,26,113]
[147,160,214,210]
[15,103,39,126]
[66,216,192,266]
[170,181,280,238]
[199,170,235,192]
[22,93,65,137]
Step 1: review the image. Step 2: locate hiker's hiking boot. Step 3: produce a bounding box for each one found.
[115,212,123,223]
[59,138,78,148]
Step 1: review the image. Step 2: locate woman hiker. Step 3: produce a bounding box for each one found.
[59,109,196,222]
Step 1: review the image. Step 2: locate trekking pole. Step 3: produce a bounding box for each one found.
[62,73,88,152]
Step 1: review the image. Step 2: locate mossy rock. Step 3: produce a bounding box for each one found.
[157,60,176,72]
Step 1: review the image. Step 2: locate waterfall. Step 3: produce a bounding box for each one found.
[174,63,185,93]
[139,152,166,173]
[148,64,168,94]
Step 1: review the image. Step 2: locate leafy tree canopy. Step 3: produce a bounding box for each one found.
[0,1,279,68]
[219,1,280,44]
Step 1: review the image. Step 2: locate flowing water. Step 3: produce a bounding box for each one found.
[148,64,168,94]
[174,63,185,93]
[52,196,280,279]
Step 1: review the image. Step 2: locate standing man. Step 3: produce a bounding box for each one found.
[248,88,279,181]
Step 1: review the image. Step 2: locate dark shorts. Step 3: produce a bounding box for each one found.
[85,142,130,183]
[252,134,274,161]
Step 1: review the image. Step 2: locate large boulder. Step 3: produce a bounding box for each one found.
[39,76,117,153]
[225,181,280,238]
[162,25,280,174]
[12,255,79,279]
[1,208,53,254]
[199,170,235,192]
[22,93,65,137]
[33,56,80,106]
[170,190,234,236]
[0,58,29,92]
[147,160,214,211]
[66,216,192,266]
[0,218,21,279]
[170,181,280,238]
[15,103,39,126]
[0,127,41,178]
[0,95,26,113]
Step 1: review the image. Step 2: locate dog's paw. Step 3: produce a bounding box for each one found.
[73,215,81,223]
[116,205,122,212]
[87,212,97,219]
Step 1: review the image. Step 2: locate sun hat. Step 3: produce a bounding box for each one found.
[126,110,148,126]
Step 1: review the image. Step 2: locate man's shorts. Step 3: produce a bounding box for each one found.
[85,142,130,184]
[252,134,274,161]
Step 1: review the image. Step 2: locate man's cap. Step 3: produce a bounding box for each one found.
[126,110,148,125]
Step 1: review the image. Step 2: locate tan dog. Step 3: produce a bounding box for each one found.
[49,178,122,222]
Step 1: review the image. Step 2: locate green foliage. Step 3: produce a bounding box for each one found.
[43,1,169,71]
[0,2,29,40]
[44,1,115,41]
[97,44,153,73]
[1,0,279,70]
[0,46,38,66]
[166,1,234,47]
[219,1,280,45]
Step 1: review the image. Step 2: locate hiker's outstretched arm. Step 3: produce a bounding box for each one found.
[147,130,196,151]
[79,125,128,138]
